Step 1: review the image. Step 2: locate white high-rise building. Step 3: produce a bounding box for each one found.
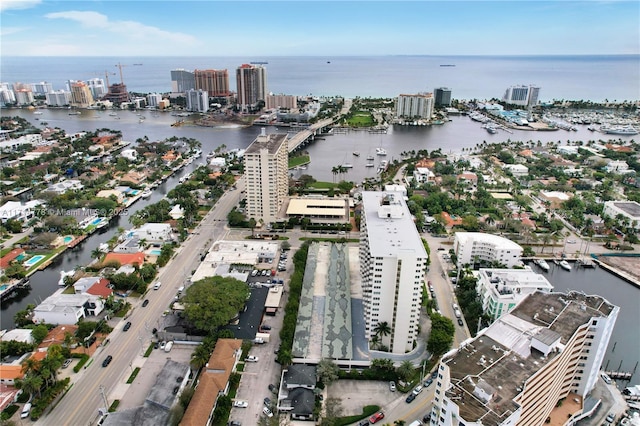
[14,89,34,105]
[453,232,523,268]
[0,85,16,106]
[45,90,71,107]
[475,267,553,321]
[243,130,289,224]
[359,191,427,354]
[502,85,540,108]
[31,81,53,95]
[431,291,618,426]
[186,89,208,113]
[86,78,106,99]
[396,93,434,119]
[147,93,163,108]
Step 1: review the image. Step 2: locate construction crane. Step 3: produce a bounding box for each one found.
[114,62,142,85]
[95,71,116,88]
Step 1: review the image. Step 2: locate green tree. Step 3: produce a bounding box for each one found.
[372,321,391,340]
[317,359,339,385]
[182,276,249,335]
[396,360,415,382]
[320,397,344,426]
[31,324,49,344]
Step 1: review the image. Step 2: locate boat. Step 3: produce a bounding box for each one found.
[440,64,456,67]
[33,111,43,115]
[603,126,639,136]
[141,189,152,199]
[139,119,145,123]
[341,163,353,169]
[352,151,360,157]
[377,160,389,173]
[108,112,117,116]
[375,147,387,156]
[58,270,75,286]
[365,163,375,167]
[559,260,572,271]
[68,111,81,115]
[485,125,498,134]
[366,155,374,160]
[535,259,550,271]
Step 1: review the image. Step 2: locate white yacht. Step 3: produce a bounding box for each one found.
[535,259,550,271]
[376,147,387,156]
[559,260,571,271]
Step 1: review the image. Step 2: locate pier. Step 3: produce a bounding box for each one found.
[605,371,634,381]
[0,279,30,301]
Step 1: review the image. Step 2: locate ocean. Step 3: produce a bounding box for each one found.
[2,55,639,102]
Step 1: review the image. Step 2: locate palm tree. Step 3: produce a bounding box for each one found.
[15,373,44,399]
[373,321,391,339]
[91,248,103,261]
[396,360,415,382]
[369,334,380,350]
[190,343,211,371]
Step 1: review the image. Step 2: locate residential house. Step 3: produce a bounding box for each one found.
[0,200,42,224]
[169,205,185,220]
[0,248,25,268]
[120,149,138,161]
[73,277,113,298]
[604,160,633,175]
[456,172,478,191]
[33,293,105,325]
[96,189,125,204]
[0,329,34,345]
[162,150,180,164]
[414,166,436,184]
[128,223,174,244]
[120,171,147,185]
[502,164,529,177]
[45,179,84,194]
[103,252,145,267]
[180,339,242,426]
[279,365,317,421]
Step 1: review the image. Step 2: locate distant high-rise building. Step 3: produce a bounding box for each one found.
[236,64,267,111]
[359,191,427,354]
[243,129,288,224]
[431,291,618,426]
[86,78,106,99]
[266,94,298,110]
[503,84,540,108]
[14,89,34,106]
[70,82,94,108]
[147,93,163,108]
[396,93,434,119]
[0,87,16,106]
[46,90,71,107]
[170,69,195,93]
[434,87,452,107]
[186,89,209,113]
[194,69,230,97]
[103,83,130,104]
[31,82,53,95]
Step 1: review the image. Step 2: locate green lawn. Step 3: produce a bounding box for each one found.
[346,111,375,127]
[288,155,310,168]
[309,181,338,190]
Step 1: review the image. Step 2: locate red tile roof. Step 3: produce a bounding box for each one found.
[86,278,113,298]
[0,249,26,268]
[103,252,145,267]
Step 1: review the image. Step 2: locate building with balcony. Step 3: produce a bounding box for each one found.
[236,64,267,111]
[45,90,70,106]
[194,69,230,97]
[430,291,618,426]
[434,87,452,107]
[502,84,540,108]
[453,232,523,268]
[359,191,427,354]
[266,93,298,110]
[243,129,288,224]
[396,93,434,119]
[475,267,553,321]
[186,89,208,113]
[70,81,94,108]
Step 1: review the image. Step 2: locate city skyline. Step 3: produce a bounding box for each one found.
[1,1,639,57]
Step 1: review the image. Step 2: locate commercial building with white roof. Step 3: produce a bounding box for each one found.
[453,232,523,268]
[602,200,640,230]
[359,191,427,354]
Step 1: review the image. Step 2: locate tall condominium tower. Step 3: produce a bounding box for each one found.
[236,64,267,111]
[359,191,427,354]
[243,129,288,224]
[396,93,434,119]
[430,291,618,426]
[70,81,94,108]
[502,85,540,108]
[434,87,452,107]
[170,69,196,93]
[186,89,209,113]
[194,69,230,97]
[85,78,106,99]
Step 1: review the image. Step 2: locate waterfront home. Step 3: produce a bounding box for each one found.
[72,277,112,297]
[0,248,25,269]
[96,189,125,204]
[129,223,174,244]
[169,204,184,220]
[413,166,436,184]
[33,292,105,325]
[120,148,138,161]
[45,179,84,194]
[119,170,147,185]
[161,150,180,164]
[0,200,42,224]
[0,329,35,345]
[103,252,145,267]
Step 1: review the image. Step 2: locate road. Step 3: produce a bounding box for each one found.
[38,179,245,426]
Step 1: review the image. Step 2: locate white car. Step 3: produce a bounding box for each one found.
[233,400,248,408]
[245,355,259,362]
[263,406,274,417]
[412,385,424,395]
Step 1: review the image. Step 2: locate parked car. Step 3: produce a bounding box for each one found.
[358,421,370,426]
[264,397,271,407]
[431,371,438,379]
[260,324,272,331]
[268,384,277,393]
[62,359,72,369]
[389,381,396,392]
[251,270,258,277]
[123,321,132,331]
[457,318,464,326]
[424,378,433,387]
[142,299,149,307]
[233,400,248,408]
[159,341,166,350]
[406,393,416,403]
[102,355,113,367]
[262,407,273,417]
[369,412,385,423]
[21,402,32,419]
[606,413,615,423]
[413,385,424,395]
[245,355,259,362]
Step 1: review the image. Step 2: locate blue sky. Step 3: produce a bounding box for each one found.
[1,1,638,56]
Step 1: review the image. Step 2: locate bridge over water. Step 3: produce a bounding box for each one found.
[287,98,352,152]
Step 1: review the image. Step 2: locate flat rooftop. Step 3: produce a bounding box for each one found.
[611,201,640,217]
[444,291,616,423]
[245,133,288,154]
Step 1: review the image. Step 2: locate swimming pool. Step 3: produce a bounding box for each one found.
[63,236,74,244]
[0,284,8,291]
[90,218,102,226]
[24,255,45,268]
[129,189,140,195]
[150,249,162,256]
[15,253,26,261]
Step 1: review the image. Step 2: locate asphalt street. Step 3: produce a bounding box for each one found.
[37,179,245,426]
